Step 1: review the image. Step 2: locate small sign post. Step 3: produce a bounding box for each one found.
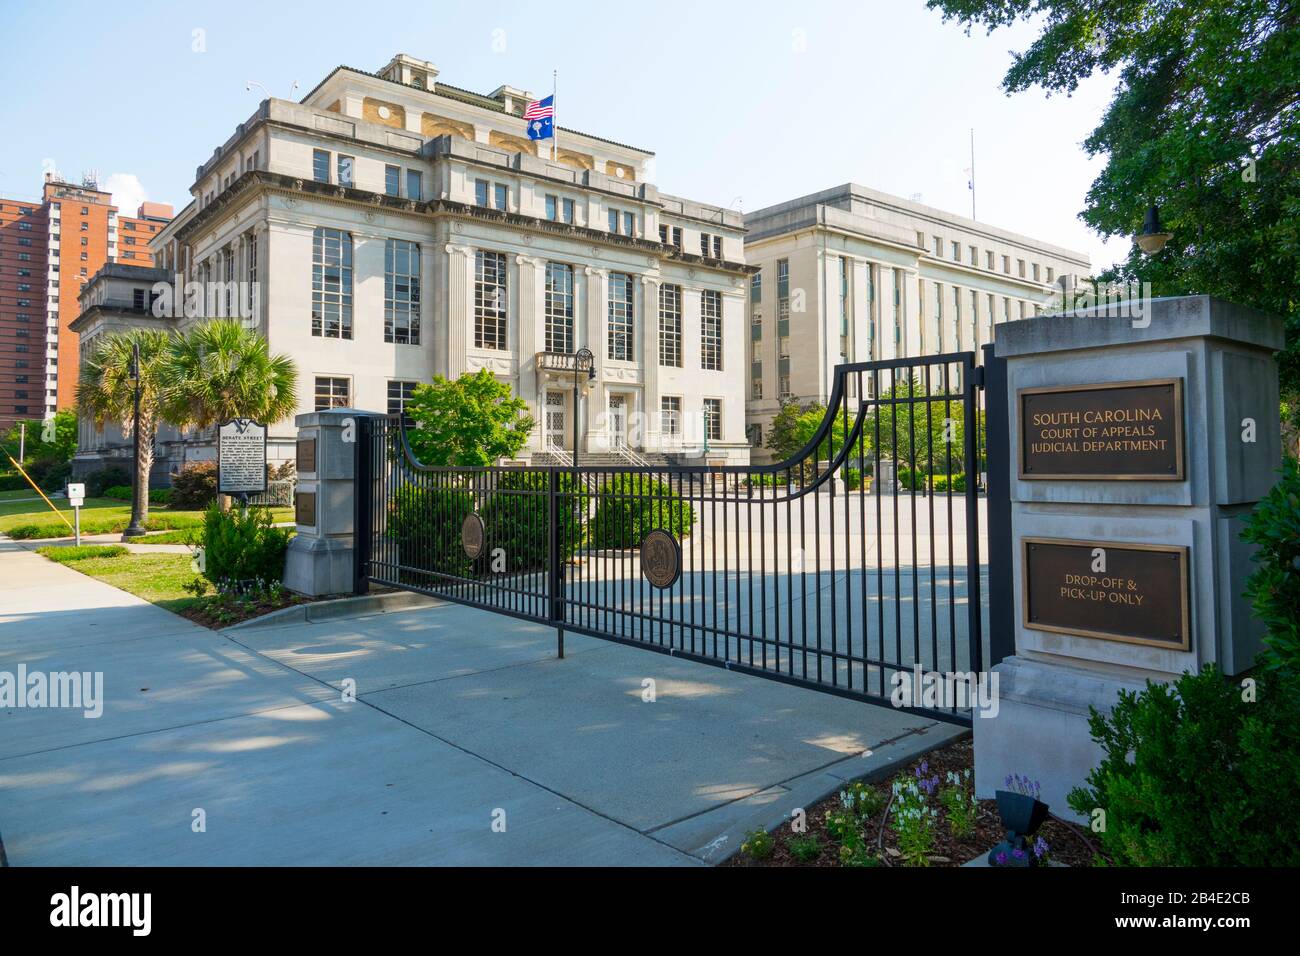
[217,418,268,507]
[66,482,85,546]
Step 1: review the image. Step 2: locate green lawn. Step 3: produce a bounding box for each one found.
[0,498,292,539]
[37,550,204,613]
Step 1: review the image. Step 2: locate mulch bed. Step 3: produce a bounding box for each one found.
[725,736,1107,867]
[178,592,317,630]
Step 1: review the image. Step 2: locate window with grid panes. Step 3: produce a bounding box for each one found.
[384,239,420,344]
[474,251,507,350]
[700,290,722,370]
[658,283,682,367]
[311,227,353,339]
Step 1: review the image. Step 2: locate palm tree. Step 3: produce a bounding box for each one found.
[77,328,175,527]
[161,319,299,430]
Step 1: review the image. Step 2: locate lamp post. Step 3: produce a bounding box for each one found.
[122,342,146,539]
[572,347,595,469]
[1136,205,1173,255]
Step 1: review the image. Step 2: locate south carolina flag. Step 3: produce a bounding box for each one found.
[524,95,554,141]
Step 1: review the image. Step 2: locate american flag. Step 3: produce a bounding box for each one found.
[523,95,554,120]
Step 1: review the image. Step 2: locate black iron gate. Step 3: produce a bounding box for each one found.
[356,353,989,724]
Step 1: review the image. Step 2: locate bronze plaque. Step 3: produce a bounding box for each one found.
[640,529,681,589]
[296,437,317,474]
[461,512,485,559]
[1019,379,1183,480]
[1023,537,1190,649]
[295,491,317,527]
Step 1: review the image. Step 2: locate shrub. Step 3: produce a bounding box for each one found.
[838,780,885,823]
[897,469,966,493]
[201,503,291,587]
[1067,664,1300,866]
[85,466,132,497]
[1241,457,1300,673]
[480,471,584,572]
[787,834,824,863]
[589,474,695,548]
[36,544,128,563]
[26,455,73,491]
[386,484,476,585]
[739,828,774,861]
[171,462,217,510]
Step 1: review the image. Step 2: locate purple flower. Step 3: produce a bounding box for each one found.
[1034,837,1049,859]
[996,852,1008,865]
[1012,848,1026,859]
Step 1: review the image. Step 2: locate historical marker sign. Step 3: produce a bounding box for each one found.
[1019,379,1183,480]
[217,418,268,495]
[1023,537,1190,649]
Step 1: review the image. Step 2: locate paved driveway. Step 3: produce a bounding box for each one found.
[0,540,963,865]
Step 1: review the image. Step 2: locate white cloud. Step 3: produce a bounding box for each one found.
[104,172,149,217]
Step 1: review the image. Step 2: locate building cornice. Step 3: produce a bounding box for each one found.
[175,170,758,276]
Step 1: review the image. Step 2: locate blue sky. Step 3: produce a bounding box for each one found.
[0,0,1129,270]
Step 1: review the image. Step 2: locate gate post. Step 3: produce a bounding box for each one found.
[283,407,384,597]
[974,296,1283,819]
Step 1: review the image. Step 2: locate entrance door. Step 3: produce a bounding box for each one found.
[608,395,627,448]
[545,391,566,449]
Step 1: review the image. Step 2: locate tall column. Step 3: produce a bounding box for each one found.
[641,275,661,451]
[902,267,922,357]
[444,243,473,379]
[583,266,608,453]
[515,254,544,449]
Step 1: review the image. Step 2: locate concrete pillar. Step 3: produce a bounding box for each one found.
[641,275,661,450]
[975,295,1284,820]
[283,407,384,596]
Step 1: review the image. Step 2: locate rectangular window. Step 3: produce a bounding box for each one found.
[701,290,723,370]
[969,245,978,266]
[545,195,558,221]
[703,398,722,441]
[387,380,417,426]
[1046,266,1054,283]
[1017,258,1026,278]
[659,224,682,248]
[1032,262,1040,281]
[893,268,902,346]
[971,289,980,347]
[951,240,961,261]
[952,285,962,351]
[474,251,508,350]
[607,272,634,361]
[494,183,509,212]
[987,250,995,270]
[661,396,681,436]
[623,211,635,237]
[608,209,619,233]
[407,169,422,201]
[384,165,400,197]
[475,179,490,207]
[561,198,574,223]
[544,262,574,353]
[314,376,350,411]
[337,155,354,187]
[1002,255,1010,274]
[384,239,421,345]
[658,283,682,367]
[750,271,761,304]
[933,236,943,256]
[838,257,850,362]
[311,227,353,339]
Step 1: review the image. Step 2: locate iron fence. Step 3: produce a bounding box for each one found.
[357,353,988,724]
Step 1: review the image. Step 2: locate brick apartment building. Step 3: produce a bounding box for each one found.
[0,173,171,432]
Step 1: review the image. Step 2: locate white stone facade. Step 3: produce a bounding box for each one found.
[744,184,1091,458]
[142,55,752,467]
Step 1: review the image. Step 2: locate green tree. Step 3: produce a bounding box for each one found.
[865,377,966,477]
[405,368,535,467]
[76,329,174,525]
[4,409,78,464]
[764,399,814,461]
[161,319,299,431]
[928,0,1300,429]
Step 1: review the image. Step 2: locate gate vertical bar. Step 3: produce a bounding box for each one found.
[548,467,564,659]
[352,415,372,596]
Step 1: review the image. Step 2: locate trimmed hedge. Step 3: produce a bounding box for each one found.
[202,503,291,587]
[171,462,217,510]
[481,471,584,572]
[589,474,695,549]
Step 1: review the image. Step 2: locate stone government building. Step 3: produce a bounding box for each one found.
[70,53,1088,478]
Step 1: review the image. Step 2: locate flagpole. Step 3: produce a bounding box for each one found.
[552,69,557,162]
[969,128,976,220]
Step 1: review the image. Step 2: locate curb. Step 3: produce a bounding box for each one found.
[222,589,446,631]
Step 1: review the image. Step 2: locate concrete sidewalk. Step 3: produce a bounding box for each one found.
[0,539,964,865]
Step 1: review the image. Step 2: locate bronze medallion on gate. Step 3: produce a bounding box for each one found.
[461,512,486,559]
[640,529,681,589]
